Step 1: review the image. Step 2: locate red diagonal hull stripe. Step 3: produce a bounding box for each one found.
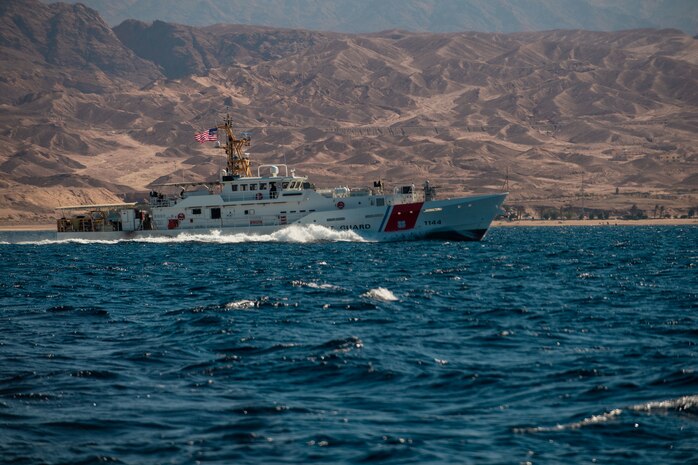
[383,202,424,232]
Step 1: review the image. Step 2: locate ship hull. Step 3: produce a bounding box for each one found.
[56,193,506,242]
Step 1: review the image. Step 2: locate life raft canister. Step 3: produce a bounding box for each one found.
[336,201,345,209]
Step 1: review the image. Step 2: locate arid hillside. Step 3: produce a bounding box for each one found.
[1,0,697,224]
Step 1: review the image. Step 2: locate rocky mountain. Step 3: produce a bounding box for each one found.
[1,0,697,224]
[112,20,333,79]
[0,0,160,100]
[54,0,698,34]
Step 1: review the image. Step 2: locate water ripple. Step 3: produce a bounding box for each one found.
[1,226,696,464]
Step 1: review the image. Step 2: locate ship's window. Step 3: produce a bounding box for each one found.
[260,182,267,190]
[250,183,257,191]
[282,182,289,189]
[231,185,238,192]
[211,208,221,219]
[244,209,255,215]
[376,198,385,206]
[290,211,296,213]
[401,186,412,194]
[193,208,202,215]
[240,184,247,191]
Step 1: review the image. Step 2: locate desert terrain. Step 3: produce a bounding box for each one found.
[1,0,697,225]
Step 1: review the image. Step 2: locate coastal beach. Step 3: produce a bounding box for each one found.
[492,218,698,227]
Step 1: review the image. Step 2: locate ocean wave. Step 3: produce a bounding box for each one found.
[361,287,399,301]
[225,299,259,310]
[628,394,698,414]
[291,280,341,290]
[515,394,698,433]
[314,336,364,352]
[223,296,293,310]
[514,408,623,433]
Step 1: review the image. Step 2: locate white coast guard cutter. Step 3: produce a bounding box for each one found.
[56,115,507,241]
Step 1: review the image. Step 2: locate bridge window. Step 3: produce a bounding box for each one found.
[231,185,238,192]
[249,183,257,191]
[260,182,268,190]
[192,208,202,215]
[211,208,221,219]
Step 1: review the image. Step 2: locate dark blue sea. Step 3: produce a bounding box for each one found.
[1,225,697,465]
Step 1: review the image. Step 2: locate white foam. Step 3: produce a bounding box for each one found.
[225,299,258,309]
[291,280,341,290]
[515,409,624,433]
[11,225,367,245]
[18,238,121,245]
[515,394,698,433]
[628,394,698,413]
[135,225,366,243]
[267,225,367,243]
[361,287,399,301]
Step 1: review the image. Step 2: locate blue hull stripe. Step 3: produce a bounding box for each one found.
[378,206,392,232]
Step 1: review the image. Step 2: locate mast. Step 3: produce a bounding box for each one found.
[218,113,252,177]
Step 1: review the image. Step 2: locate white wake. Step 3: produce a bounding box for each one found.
[12,225,367,245]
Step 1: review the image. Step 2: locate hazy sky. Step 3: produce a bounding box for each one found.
[62,0,698,34]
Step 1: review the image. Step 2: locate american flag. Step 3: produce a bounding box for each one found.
[194,128,218,143]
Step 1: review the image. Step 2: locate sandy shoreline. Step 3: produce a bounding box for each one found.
[0,224,56,231]
[492,218,698,227]
[1,218,697,232]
